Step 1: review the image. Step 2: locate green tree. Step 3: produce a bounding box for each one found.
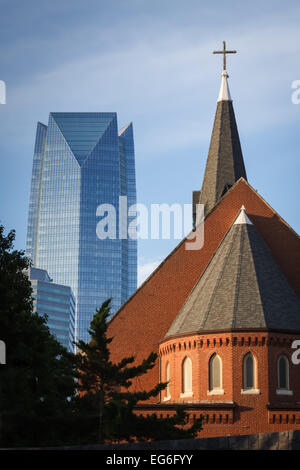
[74,299,203,444]
[0,225,77,447]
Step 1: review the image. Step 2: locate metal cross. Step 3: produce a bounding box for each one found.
[213,41,237,71]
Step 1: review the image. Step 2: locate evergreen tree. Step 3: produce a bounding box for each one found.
[74,299,203,443]
[0,225,77,447]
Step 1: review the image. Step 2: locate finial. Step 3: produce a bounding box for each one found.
[234,206,253,225]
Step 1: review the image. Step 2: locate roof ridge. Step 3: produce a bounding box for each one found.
[231,226,244,329]
[215,102,224,202]
[202,223,238,330]
[109,179,300,326]
[166,216,300,337]
[166,210,241,336]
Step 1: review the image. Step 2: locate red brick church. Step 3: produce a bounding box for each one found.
[108,45,300,438]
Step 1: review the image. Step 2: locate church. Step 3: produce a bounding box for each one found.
[107,43,300,438]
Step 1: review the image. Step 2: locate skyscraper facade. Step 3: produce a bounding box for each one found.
[26,113,137,343]
[29,267,75,352]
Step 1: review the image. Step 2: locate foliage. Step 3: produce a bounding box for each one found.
[0,224,203,446]
[0,225,77,447]
[74,299,203,443]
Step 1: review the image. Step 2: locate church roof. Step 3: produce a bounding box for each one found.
[166,207,300,337]
[199,72,247,215]
[108,180,300,397]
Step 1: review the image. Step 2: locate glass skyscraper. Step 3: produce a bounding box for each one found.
[29,267,75,352]
[26,113,137,343]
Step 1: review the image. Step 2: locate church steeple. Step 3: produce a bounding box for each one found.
[193,42,247,220]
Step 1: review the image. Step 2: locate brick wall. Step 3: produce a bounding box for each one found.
[155,331,300,437]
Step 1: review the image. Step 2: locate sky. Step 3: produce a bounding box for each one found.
[0,0,299,285]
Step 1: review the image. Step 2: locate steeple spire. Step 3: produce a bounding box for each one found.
[193,42,247,219]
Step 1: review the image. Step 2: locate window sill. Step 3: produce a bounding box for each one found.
[276,389,293,396]
[207,389,224,396]
[180,392,193,398]
[241,389,260,395]
[163,396,171,402]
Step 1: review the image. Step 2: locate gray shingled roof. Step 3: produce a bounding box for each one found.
[199,99,247,215]
[166,209,300,337]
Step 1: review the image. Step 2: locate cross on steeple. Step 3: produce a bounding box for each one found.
[213,41,237,71]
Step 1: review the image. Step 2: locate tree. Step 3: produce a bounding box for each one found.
[0,225,77,447]
[74,299,203,444]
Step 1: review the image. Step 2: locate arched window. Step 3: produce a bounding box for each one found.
[181,357,193,396]
[278,355,289,390]
[243,353,256,390]
[0,340,5,365]
[165,362,171,399]
[209,354,222,391]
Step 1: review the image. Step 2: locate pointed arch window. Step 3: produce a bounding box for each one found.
[208,354,224,395]
[242,353,259,394]
[243,353,255,389]
[276,355,292,395]
[164,361,171,400]
[180,357,193,397]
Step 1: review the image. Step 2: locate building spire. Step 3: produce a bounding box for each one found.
[193,41,247,219]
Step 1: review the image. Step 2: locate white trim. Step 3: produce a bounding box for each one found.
[217,70,232,102]
[180,392,194,398]
[209,353,222,391]
[276,389,293,396]
[207,389,225,396]
[166,361,171,399]
[163,396,171,402]
[241,388,260,395]
[182,356,193,395]
[234,207,253,225]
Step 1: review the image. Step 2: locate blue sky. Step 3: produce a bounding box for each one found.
[0,0,299,284]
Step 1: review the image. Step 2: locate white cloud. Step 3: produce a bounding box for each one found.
[2,2,300,249]
[3,20,300,158]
